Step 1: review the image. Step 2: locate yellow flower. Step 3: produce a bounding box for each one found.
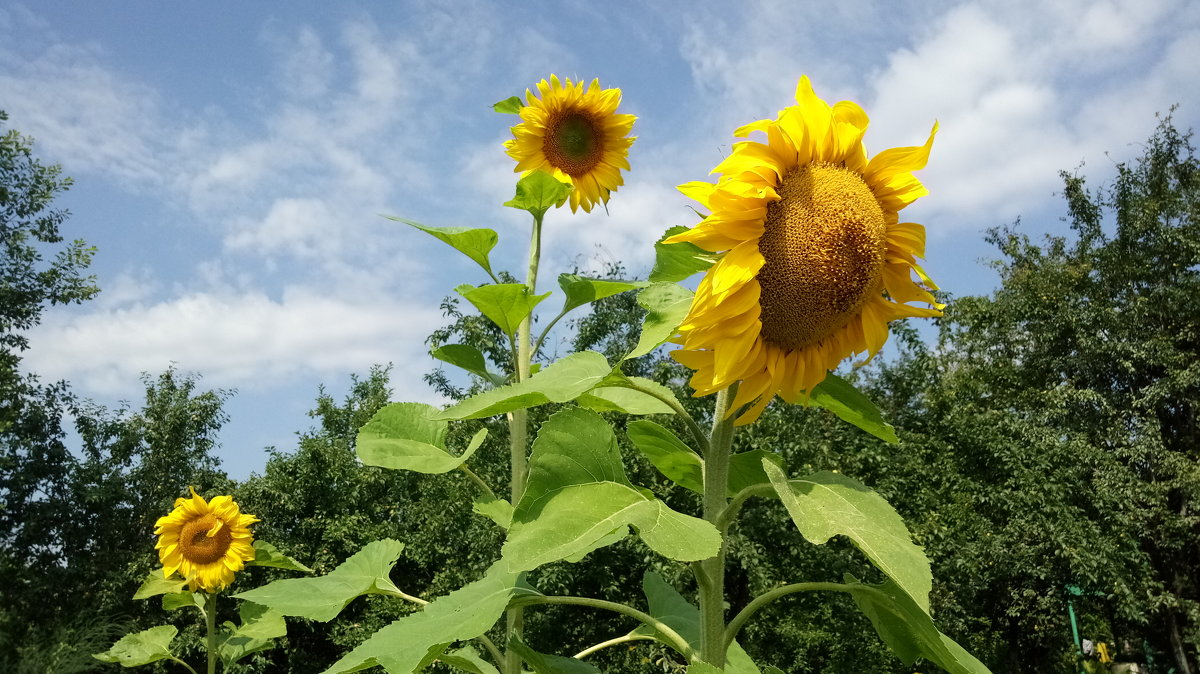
[667,76,943,425]
[505,74,636,213]
[154,487,258,592]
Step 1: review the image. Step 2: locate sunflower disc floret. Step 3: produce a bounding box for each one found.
[667,76,944,425]
[505,74,637,213]
[154,487,259,592]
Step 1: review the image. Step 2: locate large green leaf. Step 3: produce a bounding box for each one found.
[439,645,501,674]
[558,273,646,313]
[93,625,177,667]
[457,283,552,336]
[433,344,506,386]
[504,408,719,569]
[233,539,406,622]
[322,564,525,674]
[809,374,899,443]
[358,402,485,473]
[247,539,313,573]
[627,419,703,494]
[472,496,515,530]
[632,572,761,673]
[435,351,612,420]
[576,386,674,415]
[626,283,693,360]
[504,170,573,220]
[649,225,716,283]
[219,602,287,668]
[387,217,498,277]
[509,635,600,673]
[505,482,718,569]
[162,591,204,612]
[132,571,187,599]
[844,575,991,674]
[763,462,932,613]
[727,450,784,494]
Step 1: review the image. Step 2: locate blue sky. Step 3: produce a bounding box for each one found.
[3,0,1198,478]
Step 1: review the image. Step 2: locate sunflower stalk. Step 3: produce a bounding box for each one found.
[504,210,543,674]
[204,592,217,674]
[697,384,738,667]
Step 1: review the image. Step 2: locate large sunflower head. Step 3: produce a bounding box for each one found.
[667,76,943,425]
[504,74,636,213]
[154,487,259,592]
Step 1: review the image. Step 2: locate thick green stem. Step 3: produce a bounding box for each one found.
[698,385,738,667]
[204,592,217,674]
[505,211,543,674]
[511,595,697,662]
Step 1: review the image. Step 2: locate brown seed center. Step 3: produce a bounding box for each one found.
[756,163,887,350]
[543,112,602,177]
[178,514,232,565]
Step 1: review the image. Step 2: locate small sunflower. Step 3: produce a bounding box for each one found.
[154,487,258,592]
[505,74,636,213]
[667,76,943,425]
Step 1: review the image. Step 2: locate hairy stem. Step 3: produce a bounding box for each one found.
[205,592,217,674]
[505,211,543,674]
[698,384,737,667]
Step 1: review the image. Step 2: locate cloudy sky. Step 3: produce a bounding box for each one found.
[4,0,1197,478]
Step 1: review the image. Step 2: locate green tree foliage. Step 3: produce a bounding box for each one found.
[0,369,231,670]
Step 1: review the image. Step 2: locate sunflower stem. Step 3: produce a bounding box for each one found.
[697,384,737,667]
[505,210,543,674]
[204,592,217,674]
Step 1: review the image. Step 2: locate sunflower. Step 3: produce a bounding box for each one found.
[666,76,943,425]
[505,74,636,213]
[154,487,259,592]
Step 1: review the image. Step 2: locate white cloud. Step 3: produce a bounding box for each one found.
[25,289,445,401]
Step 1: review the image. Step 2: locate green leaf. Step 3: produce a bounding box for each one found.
[727,450,785,494]
[509,634,600,673]
[321,563,524,674]
[93,625,177,667]
[234,539,406,622]
[440,645,501,674]
[576,386,674,415]
[457,283,552,336]
[504,170,573,220]
[845,575,991,674]
[436,351,613,420]
[557,273,647,314]
[626,283,693,360]
[763,462,932,613]
[504,409,719,569]
[220,602,287,668]
[433,344,507,386]
[493,95,523,114]
[632,572,761,673]
[247,539,313,573]
[386,217,498,277]
[358,403,484,473]
[627,419,704,494]
[650,225,716,283]
[472,496,514,530]
[687,664,722,674]
[132,571,187,600]
[162,591,205,612]
[809,374,899,443]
